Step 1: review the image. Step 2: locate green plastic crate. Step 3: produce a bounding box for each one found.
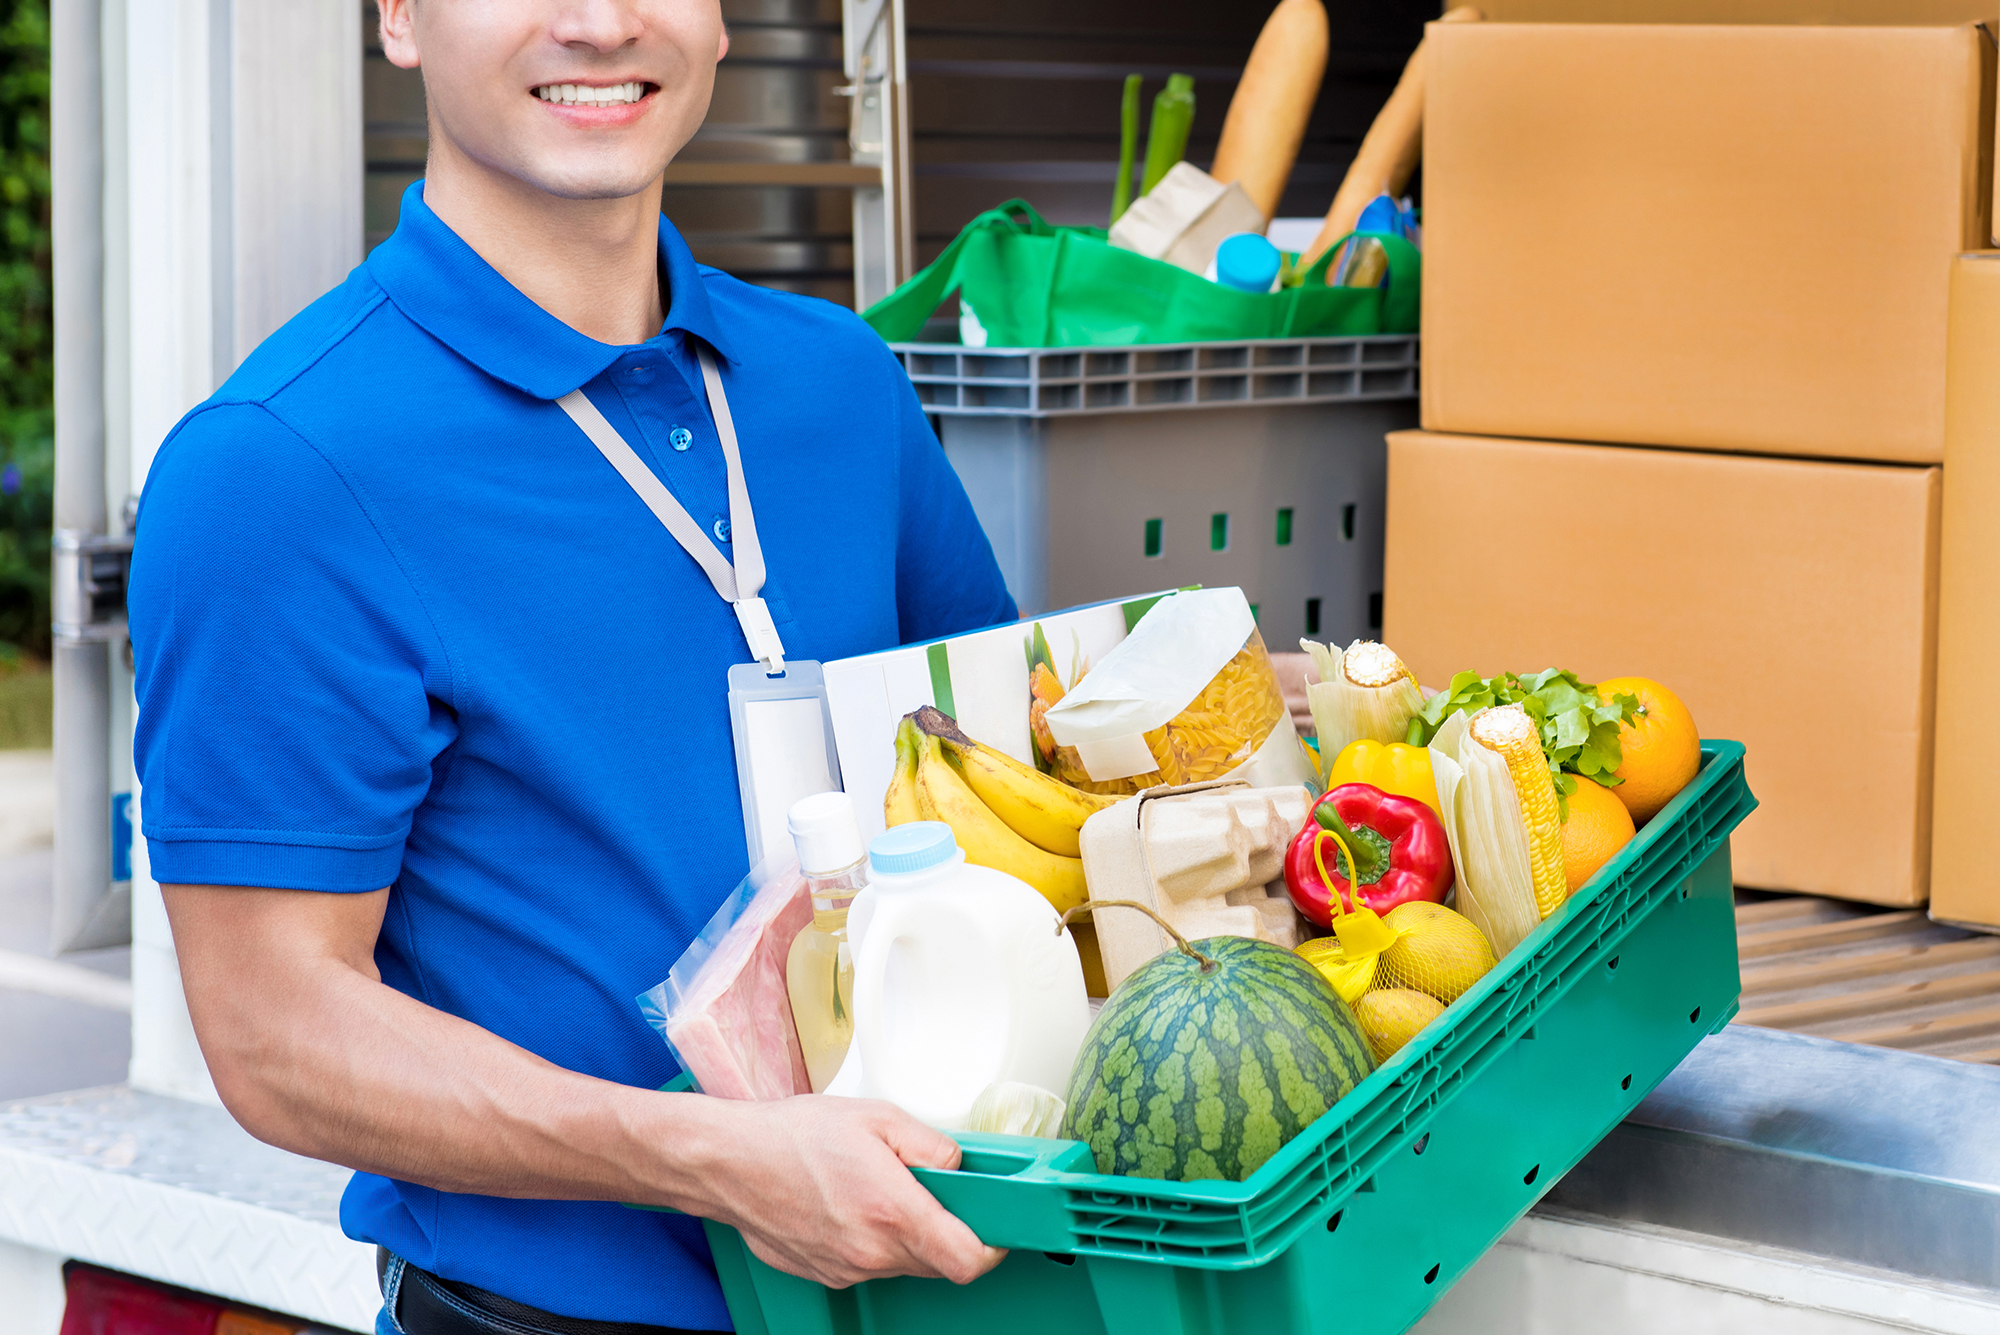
[701,741,1754,1335]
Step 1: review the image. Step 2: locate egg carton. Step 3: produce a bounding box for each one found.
[1079,780,1314,992]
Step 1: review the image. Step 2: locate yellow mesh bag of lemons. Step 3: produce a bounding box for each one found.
[1296,901,1498,1063]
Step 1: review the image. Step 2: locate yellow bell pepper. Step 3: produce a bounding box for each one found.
[1326,739,1442,816]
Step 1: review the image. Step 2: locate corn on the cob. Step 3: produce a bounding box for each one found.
[1469,705,1568,919]
[1301,638,1427,763]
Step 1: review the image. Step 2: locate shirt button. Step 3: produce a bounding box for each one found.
[670,426,693,452]
[712,517,732,544]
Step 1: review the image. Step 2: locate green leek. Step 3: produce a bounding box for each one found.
[1111,74,1141,225]
[1140,74,1195,198]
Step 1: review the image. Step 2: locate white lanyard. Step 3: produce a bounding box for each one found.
[556,347,787,673]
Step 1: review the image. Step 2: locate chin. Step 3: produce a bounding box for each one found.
[511,158,671,203]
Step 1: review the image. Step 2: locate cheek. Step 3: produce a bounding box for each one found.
[418,17,535,117]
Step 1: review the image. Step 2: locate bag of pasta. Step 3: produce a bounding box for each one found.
[1039,588,1316,796]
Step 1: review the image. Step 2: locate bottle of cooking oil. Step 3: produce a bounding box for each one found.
[785,792,866,1092]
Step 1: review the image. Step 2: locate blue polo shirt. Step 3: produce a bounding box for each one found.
[128,182,1014,1329]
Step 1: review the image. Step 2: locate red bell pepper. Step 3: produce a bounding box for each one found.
[1284,783,1455,927]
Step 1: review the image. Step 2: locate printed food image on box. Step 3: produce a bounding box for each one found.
[824,588,1314,840]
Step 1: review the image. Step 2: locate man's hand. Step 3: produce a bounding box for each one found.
[163,883,1004,1289]
[672,1096,1006,1288]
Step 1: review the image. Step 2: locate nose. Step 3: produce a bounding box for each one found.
[550,0,645,53]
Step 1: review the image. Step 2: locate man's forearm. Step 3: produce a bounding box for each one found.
[165,883,726,1206]
[163,882,1003,1287]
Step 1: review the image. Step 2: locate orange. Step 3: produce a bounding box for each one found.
[1562,775,1636,893]
[1596,676,1701,826]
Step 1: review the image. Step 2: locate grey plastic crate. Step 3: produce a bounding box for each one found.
[894,335,1420,416]
[895,337,1420,647]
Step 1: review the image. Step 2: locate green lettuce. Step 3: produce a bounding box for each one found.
[1405,668,1640,818]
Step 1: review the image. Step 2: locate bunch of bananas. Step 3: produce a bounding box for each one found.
[884,706,1116,913]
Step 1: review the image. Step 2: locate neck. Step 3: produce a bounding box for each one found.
[420,140,667,347]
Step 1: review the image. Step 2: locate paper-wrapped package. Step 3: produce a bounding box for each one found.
[1109,162,1268,275]
[1043,588,1316,797]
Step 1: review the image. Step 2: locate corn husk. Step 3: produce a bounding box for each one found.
[1301,639,1427,768]
[967,1081,1066,1138]
[1427,710,1542,958]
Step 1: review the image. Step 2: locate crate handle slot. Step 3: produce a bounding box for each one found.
[911,1133,1098,1254]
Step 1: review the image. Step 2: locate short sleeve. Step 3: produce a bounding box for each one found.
[891,373,1017,642]
[130,403,458,891]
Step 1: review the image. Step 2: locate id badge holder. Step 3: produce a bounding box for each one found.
[727,660,843,870]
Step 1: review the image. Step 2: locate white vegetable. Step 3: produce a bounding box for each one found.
[1301,638,1427,764]
[966,1081,1066,1138]
[1428,710,1542,959]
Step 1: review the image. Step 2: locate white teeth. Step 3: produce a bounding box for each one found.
[536,81,644,106]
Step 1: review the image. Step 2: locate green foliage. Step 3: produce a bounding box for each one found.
[0,0,47,658]
[0,660,49,748]
[1407,669,1641,816]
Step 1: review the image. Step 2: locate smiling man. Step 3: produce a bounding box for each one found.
[124,3,1015,1333]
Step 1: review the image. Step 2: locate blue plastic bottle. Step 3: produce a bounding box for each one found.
[1214,232,1282,294]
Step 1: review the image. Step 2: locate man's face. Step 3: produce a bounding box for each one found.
[380,0,727,201]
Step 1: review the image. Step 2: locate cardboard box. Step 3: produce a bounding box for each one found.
[1422,21,1994,464]
[1930,252,2000,929]
[820,588,1313,844]
[1383,429,1940,907]
[1470,2,1996,22]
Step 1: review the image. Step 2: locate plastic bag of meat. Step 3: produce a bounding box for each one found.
[637,856,813,1100]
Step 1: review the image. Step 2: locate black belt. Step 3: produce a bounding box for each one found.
[379,1248,702,1335]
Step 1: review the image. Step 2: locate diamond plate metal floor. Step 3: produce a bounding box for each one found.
[0,1085,376,1331]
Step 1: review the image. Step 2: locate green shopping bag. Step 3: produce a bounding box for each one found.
[862,199,1420,347]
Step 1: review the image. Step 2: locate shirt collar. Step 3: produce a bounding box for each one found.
[367,181,736,400]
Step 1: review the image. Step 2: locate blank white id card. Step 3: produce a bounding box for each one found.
[727,660,843,870]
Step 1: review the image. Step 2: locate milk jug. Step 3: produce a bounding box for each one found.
[837,821,1091,1129]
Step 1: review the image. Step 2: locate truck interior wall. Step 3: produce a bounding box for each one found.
[364,0,1439,310]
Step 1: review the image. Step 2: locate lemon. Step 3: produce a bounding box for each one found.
[1379,901,1498,1004]
[1354,988,1446,1062]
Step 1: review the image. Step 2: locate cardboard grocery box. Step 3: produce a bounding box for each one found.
[821,588,1313,844]
[1930,252,2000,930]
[1422,21,1994,464]
[1383,429,1940,907]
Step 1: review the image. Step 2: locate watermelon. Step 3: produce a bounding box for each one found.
[1061,935,1375,1182]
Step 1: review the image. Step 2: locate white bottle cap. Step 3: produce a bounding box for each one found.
[787,790,866,875]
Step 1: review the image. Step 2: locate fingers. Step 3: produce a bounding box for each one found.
[866,1128,1005,1285]
[721,1097,1006,1290]
[914,1217,1008,1287]
[873,1102,963,1172]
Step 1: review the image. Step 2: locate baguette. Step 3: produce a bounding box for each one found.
[1209,0,1330,223]
[1303,5,1481,267]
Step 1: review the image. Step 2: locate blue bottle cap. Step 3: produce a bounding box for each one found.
[1216,232,1282,293]
[869,821,959,875]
